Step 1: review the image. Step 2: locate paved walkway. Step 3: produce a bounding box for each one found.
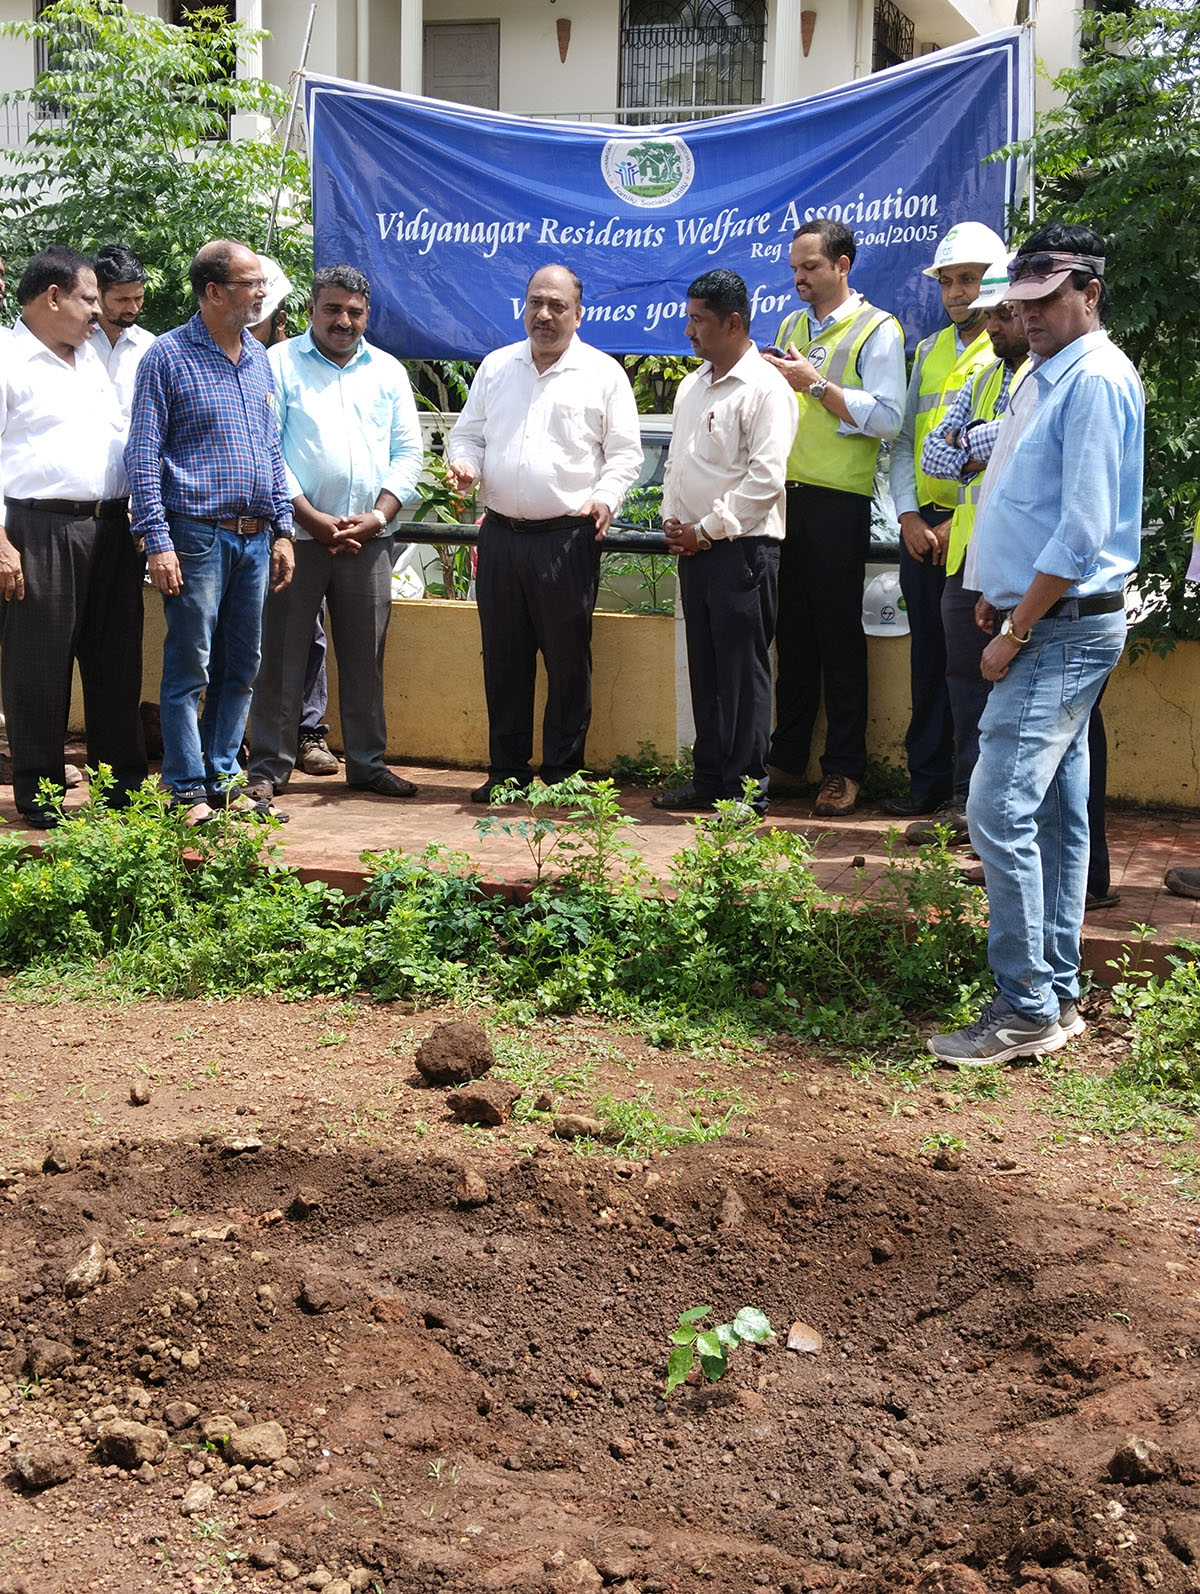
[4,759,1199,977]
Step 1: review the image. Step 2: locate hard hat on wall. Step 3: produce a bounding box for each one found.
[862,570,909,637]
[922,222,1007,278]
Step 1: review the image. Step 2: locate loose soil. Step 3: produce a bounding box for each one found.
[3,993,1200,1594]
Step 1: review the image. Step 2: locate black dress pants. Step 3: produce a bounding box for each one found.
[898,511,955,800]
[1,504,147,816]
[679,537,779,806]
[474,511,600,785]
[769,483,871,780]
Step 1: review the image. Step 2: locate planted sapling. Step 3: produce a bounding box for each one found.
[665,1303,774,1395]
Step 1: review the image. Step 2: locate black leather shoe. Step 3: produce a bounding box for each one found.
[881,789,952,818]
[18,808,59,831]
[349,770,418,798]
[651,783,717,812]
[471,778,529,804]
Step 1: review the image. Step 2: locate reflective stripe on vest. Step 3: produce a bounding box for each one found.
[774,301,898,497]
[912,325,996,511]
[945,356,1031,576]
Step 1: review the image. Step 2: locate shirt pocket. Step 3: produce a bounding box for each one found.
[546,400,604,465]
[690,402,739,469]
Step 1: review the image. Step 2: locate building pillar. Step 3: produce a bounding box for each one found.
[770,0,807,105]
[399,0,423,95]
[232,0,272,142]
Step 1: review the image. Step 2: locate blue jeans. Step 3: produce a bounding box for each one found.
[965,609,1126,1021]
[160,516,271,803]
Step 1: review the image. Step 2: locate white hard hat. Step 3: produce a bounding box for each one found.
[257,255,292,320]
[970,257,1014,310]
[862,570,909,637]
[922,222,1007,279]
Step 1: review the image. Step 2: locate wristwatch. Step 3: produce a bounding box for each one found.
[808,377,828,402]
[271,525,296,542]
[998,616,1031,646]
[370,507,389,532]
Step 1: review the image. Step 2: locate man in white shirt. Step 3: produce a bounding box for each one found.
[446,263,642,803]
[88,243,156,420]
[0,247,146,828]
[654,269,796,817]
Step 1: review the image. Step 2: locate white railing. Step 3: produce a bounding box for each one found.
[527,103,761,125]
[0,99,66,150]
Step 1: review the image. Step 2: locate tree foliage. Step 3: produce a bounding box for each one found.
[0,0,312,333]
[1018,1,1200,650]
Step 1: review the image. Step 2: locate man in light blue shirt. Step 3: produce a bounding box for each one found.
[247,265,423,800]
[929,223,1144,1068]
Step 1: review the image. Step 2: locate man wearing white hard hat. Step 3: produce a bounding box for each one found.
[928,222,1142,1068]
[887,221,1004,820]
[248,256,292,350]
[907,257,1030,845]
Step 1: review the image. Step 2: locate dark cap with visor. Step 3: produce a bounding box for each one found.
[1004,251,1106,301]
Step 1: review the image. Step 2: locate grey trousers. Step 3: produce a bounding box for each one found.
[248,535,393,788]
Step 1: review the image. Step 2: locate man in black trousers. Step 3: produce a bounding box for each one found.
[0,247,146,828]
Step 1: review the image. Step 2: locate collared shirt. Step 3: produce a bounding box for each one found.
[891,326,980,516]
[126,312,293,555]
[88,321,157,420]
[787,291,906,440]
[0,318,127,505]
[971,329,1144,610]
[920,361,1022,483]
[448,334,642,519]
[662,345,795,541]
[270,330,423,540]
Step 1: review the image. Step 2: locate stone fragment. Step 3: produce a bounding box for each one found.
[222,1137,263,1155]
[249,1543,281,1569]
[456,1168,489,1207]
[289,1187,323,1219]
[933,1145,962,1171]
[97,1419,168,1469]
[553,1113,606,1141]
[180,1480,215,1516]
[1047,1571,1092,1594]
[129,1079,152,1106]
[609,1436,636,1460]
[368,1296,407,1324]
[347,1573,372,1593]
[63,1240,107,1298]
[871,1238,896,1263]
[12,1442,77,1489]
[449,1082,520,1126]
[325,1582,352,1594]
[787,1320,823,1355]
[1109,1435,1172,1484]
[550,1559,604,1594]
[224,1420,288,1466]
[43,1139,80,1174]
[199,1415,238,1443]
[277,1562,301,1582]
[26,1337,73,1379]
[299,1272,350,1314]
[916,1565,991,1593]
[163,1399,200,1429]
[414,1020,494,1086]
[735,1387,767,1412]
[247,1491,296,1519]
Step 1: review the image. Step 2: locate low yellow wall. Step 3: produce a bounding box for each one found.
[115,599,1200,808]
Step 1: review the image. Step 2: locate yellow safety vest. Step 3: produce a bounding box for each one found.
[911,324,995,512]
[946,356,1032,576]
[774,300,900,498]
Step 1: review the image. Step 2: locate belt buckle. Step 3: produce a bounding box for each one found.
[234,515,256,536]
[90,501,102,518]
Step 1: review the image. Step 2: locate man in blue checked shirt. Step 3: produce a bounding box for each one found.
[245,265,423,801]
[928,223,1144,1069]
[126,239,296,828]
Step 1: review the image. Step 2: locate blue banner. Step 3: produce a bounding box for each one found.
[305,29,1028,361]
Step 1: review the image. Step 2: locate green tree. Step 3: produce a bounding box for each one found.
[1018,1,1200,651]
[0,0,311,333]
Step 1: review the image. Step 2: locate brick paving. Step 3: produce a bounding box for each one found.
[4,757,1199,977]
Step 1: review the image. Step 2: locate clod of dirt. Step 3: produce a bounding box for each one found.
[553,1112,606,1141]
[1109,1435,1173,1484]
[62,1240,107,1297]
[871,1237,897,1263]
[610,1437,636,1460]
[179,1480,215,1516]
[787,1320,823,1355]
[224,1420,288,1466]
[43,1138,80,1174]
[249,1545,281,1570]
[163,1400,200,1429]
[455,1167,490,1207]
[25,1336,73,1379]
[1164,1517,1200,1563]
[1046,1570,1091,1594]
[129,1079,152,1105]
[448,1081,520,1125]
[414,1019,494,1086]
[735,1387,767,1412]
[550,1558,604,1592]
[933,1145,963,1171]
[368,1296,407,1323]
[97,1419,168,1469]
[11,1442,77,1490]
[299,1272,351,1314]
[717,1186,747,1229]
[289,1187,323,1218]
[916,1566,990,1593]
[1009,1520,1084,1567]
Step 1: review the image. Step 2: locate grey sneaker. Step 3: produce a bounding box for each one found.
[298,732,340,776]
[904,800,970,848]
[1058,1001,1086,1040]
[928,999,1068,1068]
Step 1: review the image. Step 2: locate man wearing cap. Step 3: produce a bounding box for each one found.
[906,258,1031,846]
[928,223,1143,1067]
[887,220,1005,820]
[761,217,906,818]
[88,243,156,420]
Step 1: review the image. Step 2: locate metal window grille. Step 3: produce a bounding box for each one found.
[872,0,914,72]
[620,0,767,123]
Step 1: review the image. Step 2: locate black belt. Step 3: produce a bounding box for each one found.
[997,591,1125,625]
[484,509,590,534]
[5,495,128,518]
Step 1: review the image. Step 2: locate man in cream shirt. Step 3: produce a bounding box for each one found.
[446,263,642,803]
[0,247,145,828]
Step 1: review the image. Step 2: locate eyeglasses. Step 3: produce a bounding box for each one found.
[223,277,269,290]
[1008,251,1105,282]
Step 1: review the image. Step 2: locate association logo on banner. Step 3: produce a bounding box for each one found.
[601,136,695,209]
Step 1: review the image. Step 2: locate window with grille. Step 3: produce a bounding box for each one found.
[620,0,767,122]
[872,0,914,72]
